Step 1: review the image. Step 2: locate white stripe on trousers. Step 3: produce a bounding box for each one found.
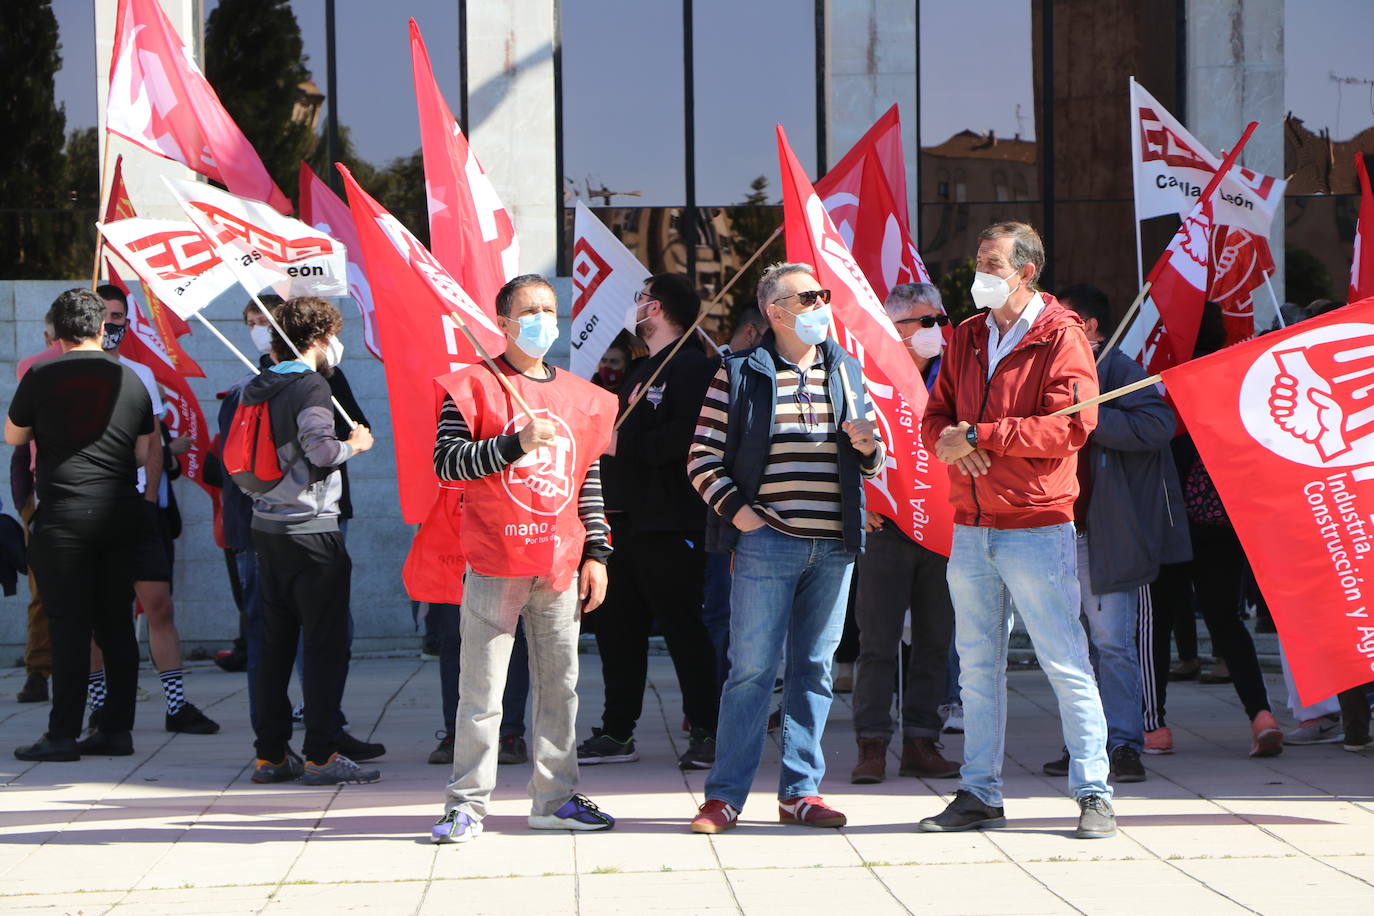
[1137,584,1162,732]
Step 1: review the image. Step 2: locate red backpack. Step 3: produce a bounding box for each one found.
[222,401,285,494]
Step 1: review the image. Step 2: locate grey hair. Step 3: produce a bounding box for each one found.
[886,282,943,318]
[979,221,1045,286]
[756,261,816,312]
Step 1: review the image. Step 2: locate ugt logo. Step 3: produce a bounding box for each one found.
[500,408,577,516]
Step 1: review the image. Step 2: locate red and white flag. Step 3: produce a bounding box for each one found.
[1209,225,1276,347]
[299,162,383,360]
[107,0,290,213]
[103,155,204,378]
[338,163,505,523]
[1130,78,1283,237]
[411,18,519,308]
[98,217,238,319]
[163,176,348,300]
[778,126,952,554]
[1160,297,1374,702]
[849,153,932,304]
[568,202,641,379]
[1121,123,1256,374]
[1351,154,1374,304]
[814,104,909,248]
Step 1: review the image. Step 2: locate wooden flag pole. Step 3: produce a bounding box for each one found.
[192,312,260,373]
[445,310,537,422]
[1049,373,1162,417]
[89,140,115,289]
[1096,281,1151,366]
[613,224,783,431]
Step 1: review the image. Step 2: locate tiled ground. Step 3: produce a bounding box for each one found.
[1,652,1372,914]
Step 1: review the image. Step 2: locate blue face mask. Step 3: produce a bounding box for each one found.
[509,312,558,359]
[788,303,832,346]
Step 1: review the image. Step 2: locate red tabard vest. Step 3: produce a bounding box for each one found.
[434,361,617,590]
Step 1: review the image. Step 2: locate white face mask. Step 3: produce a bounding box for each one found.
[970,269,1022,310]
[249,324,274,355]
[909,325,944,358]
[323,336,344,369]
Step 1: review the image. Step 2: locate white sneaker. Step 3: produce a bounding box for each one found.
[1284,715,1344,745]
[940,703,965,734]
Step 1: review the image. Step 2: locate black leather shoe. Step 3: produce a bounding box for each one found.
[1042,748,1070,777]
[335,730,386,761]
[166,703,220,734]
[76,730,135,757]
[17,672,48,703]
[15,734,80,762]
[918,789,1007,832]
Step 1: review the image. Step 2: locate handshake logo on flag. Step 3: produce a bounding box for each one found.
[500,410,576,515]
[1242,324,1374,469]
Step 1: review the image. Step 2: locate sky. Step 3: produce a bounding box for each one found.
[50,0,1374,204]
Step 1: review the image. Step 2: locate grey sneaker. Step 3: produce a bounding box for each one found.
[1284,715,1344,745]
[1075,794,1117,839]
[302,752,381,785]
[431,809,483,845]
[252,749,304,784]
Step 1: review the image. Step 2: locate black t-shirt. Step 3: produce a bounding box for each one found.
[8,350,154,507]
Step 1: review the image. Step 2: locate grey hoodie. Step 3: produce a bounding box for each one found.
[241,364,353,534]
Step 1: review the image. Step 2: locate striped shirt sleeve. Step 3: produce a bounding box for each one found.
[578,459,611,562]
[687,364,746,522]
[858,386,886,478]
[432,395,524,481]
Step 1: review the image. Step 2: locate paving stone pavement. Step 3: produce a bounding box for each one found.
[1,654,1372,915]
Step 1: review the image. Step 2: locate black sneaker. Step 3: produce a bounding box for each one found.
[1042,748,1070,777]
[1075,793,1117,838]
[1109,745,1146,783]
[428,732,455,765]
[336,731,386,762]
[918,789,1007,832]
[76,730,134,756]
[252,749,305,783]
[678,728,715,770]
[577,729,638,765]
[498,734,529,765]
[17,672,48,703]
[166,703,220,735]
[15,734,80,762]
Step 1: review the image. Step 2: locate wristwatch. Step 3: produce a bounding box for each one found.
[965,425,978,449]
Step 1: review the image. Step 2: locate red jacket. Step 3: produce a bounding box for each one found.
[921,295,1098,529]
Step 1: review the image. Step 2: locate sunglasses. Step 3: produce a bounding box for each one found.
[774,289,832,307]
[896,314,950,329]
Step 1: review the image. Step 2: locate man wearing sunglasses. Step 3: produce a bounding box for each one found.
[918,222,1115,840]
[850,283,961,785]
[687,262,884,834]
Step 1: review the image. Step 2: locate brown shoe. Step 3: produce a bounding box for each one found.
[850,737,888,784]
[899,737,961,778]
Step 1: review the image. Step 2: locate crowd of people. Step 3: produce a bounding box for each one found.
[6,221,1371,847]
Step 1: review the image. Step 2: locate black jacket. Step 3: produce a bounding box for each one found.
[604,335,717,533]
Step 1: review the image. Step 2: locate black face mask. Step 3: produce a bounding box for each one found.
[101,323,127,351]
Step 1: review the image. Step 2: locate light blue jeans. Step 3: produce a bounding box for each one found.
[1077,536,1144,754]
[705,525,854,811]
[946,523,1111,807]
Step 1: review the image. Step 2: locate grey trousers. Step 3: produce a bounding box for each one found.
[852,524,955,740]
[445,568,581,820]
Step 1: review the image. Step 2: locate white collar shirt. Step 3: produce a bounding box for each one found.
[985,292,1044,378]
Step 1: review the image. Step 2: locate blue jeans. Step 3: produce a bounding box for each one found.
[701,551,733,694]
[946,523,1110,807]
[1077,537,1144,753]
[705,525,854,811]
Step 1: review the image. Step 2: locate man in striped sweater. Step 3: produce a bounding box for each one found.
[429,275,619,845]
[686,262,884,834]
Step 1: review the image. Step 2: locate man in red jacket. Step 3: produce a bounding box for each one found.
[917,222,1116,839]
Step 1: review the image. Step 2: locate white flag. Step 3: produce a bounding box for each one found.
[163,177,349,298]
[569,202,643,379]
[97,218,238,319]
[1130,78,1285,237]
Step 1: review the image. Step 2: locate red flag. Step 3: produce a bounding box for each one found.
[1209,225,1276,347]
[103,156,204,377]
[410,19,519,308]
[338,164,505,523]
[777,126,952,554]
[402,486,467,603]
[1351,154,1374,304]
[299,163,383,360]
[1160,297,1374,702]
[850,153,932,304]
[814,104,909,246]
[107,0,291,213]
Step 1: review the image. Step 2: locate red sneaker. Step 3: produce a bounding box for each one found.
[1250,710,1284,758]
[690,799,739,834]
[778,796,847,828]
[1144,726,1174,755]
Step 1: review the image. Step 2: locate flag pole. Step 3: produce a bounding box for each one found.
[444,310,538,422]
[1049,373,1162,417]
[1096,281,1152,365]
[89,139,115,290]
[1128,77,1144,288]
[827,323,863,419]
[1263,271,1286,328]
[614,223,783,430]
[192,312,260,373]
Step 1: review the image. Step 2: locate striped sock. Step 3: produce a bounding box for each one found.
[87,670,107,711]
[158,668,186,716]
